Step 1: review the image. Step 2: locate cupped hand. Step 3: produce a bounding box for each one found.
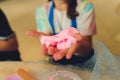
[25,30,82,61]
[52,33,82,61]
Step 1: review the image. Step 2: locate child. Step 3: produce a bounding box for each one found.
[26,0,96,65]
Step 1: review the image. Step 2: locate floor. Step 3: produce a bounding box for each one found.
[0,0,120,61]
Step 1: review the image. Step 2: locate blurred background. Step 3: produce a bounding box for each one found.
[0,0,120,61]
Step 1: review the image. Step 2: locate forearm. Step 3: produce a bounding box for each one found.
[76,36,92,56]
[0,37,19,51]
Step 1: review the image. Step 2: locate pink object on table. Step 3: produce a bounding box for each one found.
[40,27,81,50]
[5,74,22,80]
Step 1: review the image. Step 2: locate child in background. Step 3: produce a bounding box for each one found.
[26,0,96,66]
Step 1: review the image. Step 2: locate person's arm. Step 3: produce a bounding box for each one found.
[0,9,19,51]
[0,33,19,51]
[73,1,96,56]
[75,35,92,56]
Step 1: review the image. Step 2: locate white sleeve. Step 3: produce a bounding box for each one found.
[77,2,97,36]
[35,6,52,34]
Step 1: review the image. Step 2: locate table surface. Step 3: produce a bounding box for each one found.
[0,61,92,80]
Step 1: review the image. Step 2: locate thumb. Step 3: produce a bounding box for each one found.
[73,33,82,41]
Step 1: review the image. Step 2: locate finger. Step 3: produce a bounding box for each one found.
[66,44,77,59]
[25,30,46,38]
[53,49,68,61]
[48,45,56,55]
[41,44,48,55]
[54,47,58,53]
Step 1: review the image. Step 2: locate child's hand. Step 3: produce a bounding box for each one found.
[25,29,85,61]
[52,33,82,61]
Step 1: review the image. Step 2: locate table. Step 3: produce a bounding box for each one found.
[0,61,91,80]
[0,41,120,80]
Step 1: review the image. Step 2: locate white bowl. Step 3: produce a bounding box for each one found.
[47,70,82,80]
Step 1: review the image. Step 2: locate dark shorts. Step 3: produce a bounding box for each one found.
[50,49,94,65]
[0,50,21,61]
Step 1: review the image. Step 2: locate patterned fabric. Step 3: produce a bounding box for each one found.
[36,0,96,36]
